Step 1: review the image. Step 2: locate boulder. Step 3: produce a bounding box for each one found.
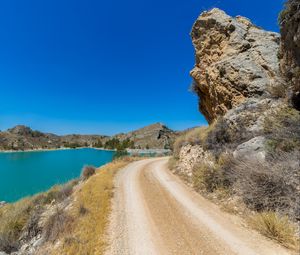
[233,136,266,161]
[176,144,213,177]
[190,8,282,123]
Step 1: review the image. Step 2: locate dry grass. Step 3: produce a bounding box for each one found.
[0,157,139,254]
[173,124,215,157]
[55,157,139,255]
[249,212,299,250]
[44,206,74,243]
[167,156,178,171]
[0,198,33,253]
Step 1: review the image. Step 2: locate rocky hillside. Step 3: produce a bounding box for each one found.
[112,123,177,149]
[172,4,300,243]
[279,0,300,110]
[0,125,107,151]
[0,123,178,151]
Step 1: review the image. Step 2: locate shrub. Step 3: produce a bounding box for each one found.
[81,166,96,180]
[0,232,18,253]
[33,180,77,205]
[192,151,235,193]
[267,82,287,98]
[192,160,231,193]
[204,117,253,156]
[232,152,300,220]
[168,157,178,171]
[22,208,43,241]
[113,149,129,160]
[264,107,300,152]
[94,139,103,148]
[78,204,88,216]
[44,207,74,243]
[250,212,299,249]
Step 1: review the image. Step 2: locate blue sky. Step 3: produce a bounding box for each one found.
[0,0,285,135]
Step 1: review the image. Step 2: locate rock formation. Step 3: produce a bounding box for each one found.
[279,0,300,110]
[176,7,300,182]
[113,123,178,149]
[190,8,282,123]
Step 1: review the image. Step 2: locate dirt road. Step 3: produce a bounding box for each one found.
[105,158,292,255]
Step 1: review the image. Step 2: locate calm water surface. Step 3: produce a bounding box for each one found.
[0,148,114,202]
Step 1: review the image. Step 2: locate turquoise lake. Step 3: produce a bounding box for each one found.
[0,148,114,202]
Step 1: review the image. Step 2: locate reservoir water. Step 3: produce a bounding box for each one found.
[0,148,114,202]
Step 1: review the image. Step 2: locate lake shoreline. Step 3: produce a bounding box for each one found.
[0,148,115,202]
[0,147,116,153]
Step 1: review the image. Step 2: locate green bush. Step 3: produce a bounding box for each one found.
[104,138,134,150]
[113,149,129,160]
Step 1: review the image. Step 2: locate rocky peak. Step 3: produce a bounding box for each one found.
[7,125,33,136]
[190,8,282,123]
[114,123,177,149]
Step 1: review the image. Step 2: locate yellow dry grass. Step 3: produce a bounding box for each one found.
[249,212,299,251]
[0,197,33,240]
[173,122,216,157]
[54,157,138,255]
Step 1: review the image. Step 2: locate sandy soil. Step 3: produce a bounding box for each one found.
[105,158,294,255]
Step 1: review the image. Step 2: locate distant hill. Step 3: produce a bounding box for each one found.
[112,123,179,149]
[0,123,179,151]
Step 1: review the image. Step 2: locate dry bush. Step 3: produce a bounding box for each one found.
[0,232,18,253]
[168,157,178,171]
[33,180,77,205]
[22,208,43,241]
[81,166,96,180]
[78,204,88,216]
[264,107,300,152]
[250,212,299,249]
[231,152,300,220]
[267,82,288,98]
[192,162,230,193]
[44,207,74,243]
[205,117,253,156]
[192,151,235,193]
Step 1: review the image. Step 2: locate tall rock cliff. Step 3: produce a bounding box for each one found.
[279,0,300,110]
[190,8,282,123]
[173,7,300,223]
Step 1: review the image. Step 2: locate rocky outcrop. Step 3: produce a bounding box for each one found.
[113,123,178,149]
[233,136,266,161]
[0,126,106,151]
[190,8,282,123]
[175,144,213,178]
[279,0,300,110]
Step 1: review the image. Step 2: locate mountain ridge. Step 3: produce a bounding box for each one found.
[0,123,178,151]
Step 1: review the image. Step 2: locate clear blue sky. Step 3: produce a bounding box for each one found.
[0,0,285,135]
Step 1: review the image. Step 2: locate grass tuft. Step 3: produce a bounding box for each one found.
[250,212,299,250]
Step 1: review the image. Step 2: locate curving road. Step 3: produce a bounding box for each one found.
[105,158,293,255]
